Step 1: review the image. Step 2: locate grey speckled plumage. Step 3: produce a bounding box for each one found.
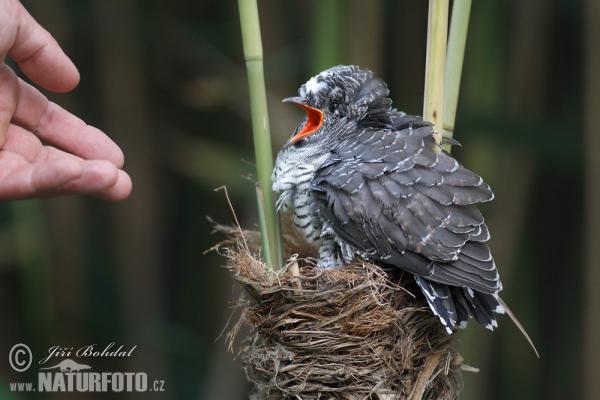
[272,65,504,334]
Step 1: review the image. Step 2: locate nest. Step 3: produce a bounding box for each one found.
[214,219,463,399]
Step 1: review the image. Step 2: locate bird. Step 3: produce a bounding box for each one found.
[272,65,534,347]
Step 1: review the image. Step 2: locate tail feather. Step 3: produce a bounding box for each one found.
[414,277,539,358]
[462,288,499,329]
[416,276,500,332]
[498,297,539,358]
[453,288,471,329]
[415,276,456,333]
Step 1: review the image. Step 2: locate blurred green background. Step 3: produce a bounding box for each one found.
[0,0,597,399]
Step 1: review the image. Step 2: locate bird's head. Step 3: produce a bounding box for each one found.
[283,65,395,147]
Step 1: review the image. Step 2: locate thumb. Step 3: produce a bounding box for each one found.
[6,2,79,93]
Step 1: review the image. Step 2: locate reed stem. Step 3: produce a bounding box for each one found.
[238,0,283,269]
[443,0,472,152]
[423,0,449,151]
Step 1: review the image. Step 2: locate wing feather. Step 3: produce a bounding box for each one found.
[310,122,500,293]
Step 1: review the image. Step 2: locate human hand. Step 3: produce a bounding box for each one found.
[0,0,132,201]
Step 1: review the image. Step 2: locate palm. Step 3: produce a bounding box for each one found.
[0,70,131,201]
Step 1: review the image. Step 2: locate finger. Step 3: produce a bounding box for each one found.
[0,64,19,147]
[0,149,131,201]
[82,169,132,202]
[6,2,79,92]
[12,79,125,167]
[46,159,132,201]
[5,123,97,165]
[4,126,128,197]
[3,122,44,163]
[29,146,131,200]
[17,142,122,195]
[0,152,83,200]
[107,170,133,201]
[59,159,118,191]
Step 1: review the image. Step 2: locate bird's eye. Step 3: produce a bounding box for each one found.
[328,102,340,113]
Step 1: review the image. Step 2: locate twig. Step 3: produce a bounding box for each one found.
[410,352,442,400]
[215,186,249,253]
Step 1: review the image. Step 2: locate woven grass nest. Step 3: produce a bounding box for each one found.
[214,218,465,400]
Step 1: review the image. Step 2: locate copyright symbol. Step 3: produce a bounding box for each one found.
[9,344,32,372]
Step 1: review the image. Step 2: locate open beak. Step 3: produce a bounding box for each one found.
[282,97,324,146]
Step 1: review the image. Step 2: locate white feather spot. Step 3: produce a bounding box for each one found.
[494,302,506,314]
[304,76,326,94]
